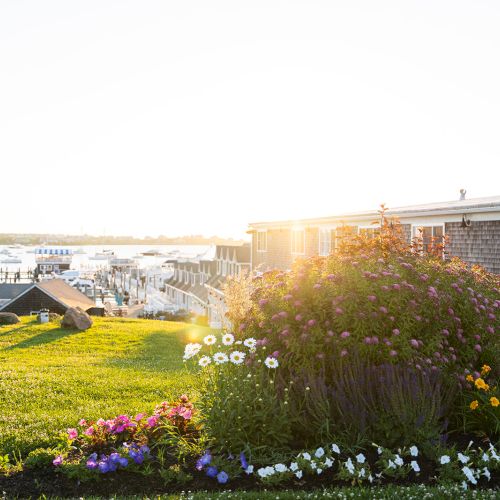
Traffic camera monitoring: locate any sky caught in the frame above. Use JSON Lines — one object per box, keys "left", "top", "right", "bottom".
{"left": 1, "top": 1, "right": 499, "bottom": 239}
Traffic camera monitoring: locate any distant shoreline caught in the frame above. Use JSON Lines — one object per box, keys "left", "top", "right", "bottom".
{"left": 0, "top": 234, "right": 246, "bottom": 246}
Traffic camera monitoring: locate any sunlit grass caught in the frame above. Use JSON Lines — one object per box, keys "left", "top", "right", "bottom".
{"left": 0, "top": 317, "right": 209, "bottom": 456}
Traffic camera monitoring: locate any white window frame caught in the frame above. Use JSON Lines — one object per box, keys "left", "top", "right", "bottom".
{"left": 318, "top": 228, "right": 332, "bottom": 256}
{"left": 412, "top": 223, "right": 446, "bottom": 258}
{"left": 291, "top": 229, "right": 306, "bottom": 255}
{"left": 256, "top": 230, "right": 267, "bottom": 252}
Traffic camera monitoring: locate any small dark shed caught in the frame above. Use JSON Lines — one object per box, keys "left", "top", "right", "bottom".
{"left": 0, "top": 280, "right": 104, "bottom": 316}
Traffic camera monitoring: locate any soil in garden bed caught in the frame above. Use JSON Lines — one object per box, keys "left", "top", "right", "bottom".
{"left": 0, "top": 465, "right": 497, "bottom": 498}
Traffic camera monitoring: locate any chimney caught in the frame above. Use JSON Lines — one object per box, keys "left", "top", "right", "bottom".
{"left": 459, "top": 189, "right": 466, "bottom": 201}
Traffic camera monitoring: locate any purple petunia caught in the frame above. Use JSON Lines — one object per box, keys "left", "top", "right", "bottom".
{"left": 217, "top": 471, "right": 229, "bottom": 484}
{"left": 206, "top": 466, "right": 218, "bottom": 478}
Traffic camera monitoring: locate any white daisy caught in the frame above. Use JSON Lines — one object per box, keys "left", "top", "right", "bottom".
{"left": 198, "top": 355, "right": 211, "bottom": 367}
{"left": 213, "top": 352, "right": 229, "bottom": 364}
{"left": 203, "top": 334, "right": 217, "bottom": 346}
{"left": 264, "top": 356, "right": 279, "bottom": 369}
{"left": 243, "top": 337, "right": 257, "bottom": 349}
{"left": 229, "top": 351, "right": 246, "bottom": 365}
{"left": 222, "top": 333, "right": 235, "bottom": 345}
{"left": 183, "top": 343, "right": 202, "bottom": 360}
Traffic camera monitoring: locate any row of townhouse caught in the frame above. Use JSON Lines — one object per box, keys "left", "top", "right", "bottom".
{"left": 164, "top": 244, "right": 251, "bottom": 327}
{"left": 248, "top": 193, "right": 500, "bottom": 274}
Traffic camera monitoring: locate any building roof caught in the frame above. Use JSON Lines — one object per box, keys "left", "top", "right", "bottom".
{"left": 248, "top": 195, "right": 500, "bottom": 230}
{"left": 36, "top": 280, "right": 96, "bottom": 310}
{"left": 0, "top": 283, "right": 32, "bottom": 301}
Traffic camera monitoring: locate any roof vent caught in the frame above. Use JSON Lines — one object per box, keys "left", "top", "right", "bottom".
{"left": 459, "top": 189, "right": 466, "bottom": 201}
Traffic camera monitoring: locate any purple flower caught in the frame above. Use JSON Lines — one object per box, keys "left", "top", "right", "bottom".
{"left": 367, "top": 295, "right": 377, "bottom": 302}
{"left": 390, "top": 350, "right": 397, "bottom": 357}
{"left": 196, "top": 451, "right": 212, "bottom": 470}
{"left": 52, "top": 455, "right": 63, "bottom": 467}
{"left": 217, "top": 471, "right": 229, "bottom": 484}
{"left": 109, "top": 452, "right": 121, "bottom": 464}
{"left": 474, "top": 344, "right": 482, "bottom": 352}
{"left": 392, "top": 328, "right": 400, "bottom": 336}
{"left": 98, "top": 459, "right": 110, "bottom": 473}
{"left": 140, "top": 445, "right": 150, "bottom": 456}
{"left": 206, "top": 466, "right": 218, "bottom": 478}
{"left": 340, "top": 331, "right": 350, "bottom": 339}
{"left": 410, "top": 339, "right": 419, "bottom": 348}
{"left": 240, "top": 452, "right": 248, "bottom": 470}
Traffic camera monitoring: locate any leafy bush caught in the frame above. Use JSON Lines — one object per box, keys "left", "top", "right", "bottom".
{"left": 220, "top": 213, "right": 499, "bottom": 453}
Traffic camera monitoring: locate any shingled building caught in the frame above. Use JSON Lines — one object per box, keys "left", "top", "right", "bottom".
{"left": 248, "top": 193, "right": 500, "bottom": 274}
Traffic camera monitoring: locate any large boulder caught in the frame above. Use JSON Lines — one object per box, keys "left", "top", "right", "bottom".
{"left": 61, "top": 307, "right": 92, "bottom": 330}
{"left": 0, "top": 312, "right": 20, "bottom": 325}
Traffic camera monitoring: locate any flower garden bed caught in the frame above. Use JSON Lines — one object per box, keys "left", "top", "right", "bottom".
{"left": 0, "top": 218, "right": 499, "bottom": 497}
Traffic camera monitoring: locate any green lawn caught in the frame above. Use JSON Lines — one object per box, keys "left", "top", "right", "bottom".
{"left": 0, "top": 317, "right": 209, "bottom": 456}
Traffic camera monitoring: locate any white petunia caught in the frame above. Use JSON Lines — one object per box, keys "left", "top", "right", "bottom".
{"left": 213, "top": 352, "right": 229, "bottom": 364}
{"left": 394, "top": 455, "right": 404, "bottom": 467}
{"left": 388, "top": 460, "right": 396, "bottom": 469}
{"left": 295, "top": 470, "right": 303, "bottom": 479}
{"left": 198, "top": 355, "right": 211, "bottom": 367}
{"left": 183, "top": 343, "right": 202, "bottom": 360}
{"left": 461, "top": 481, "right": 468, "bottom": 491}
{"left": 410, "top": 460, "right": 420, "bottom": 473}
{"left": 489, "top": 444, "right": 499, "bottom": 461}
{"left": 440, "top": 455, "right": 451, "bottom": 465}
{"left": 462, "top": 466, "right": 477, "bottom": 485}
{"left": 324, "top": 458, "right": 334, "bottom": 468}
{"left": 310, "top": 461, "right": 317, "bottom": 470}
{"left": 315, "top": 447, "right": 325, "bottom": 458}
{"left": 245, "top": 465, "right": 254, "bottom": 474}
{"left": 316, "top": 468, "right": 323, "bottom": 475}
{"left": 203, "top": 334, "right": 217, "bottom": 345}
{"left": 409, "top": 446, "right": 419, "bottom": 457}
{"left": 356, "top": 453, "right": 366, "bottom": 464}
{"left": 457, "top": 453, "right": 469, "bottom": 464}
{"left": 482, "top": 453, "right": 489, "bottom": 462}
{"left": 222, "top": 333, "right": 235, "bottom": 345}
{"left": 274, "top": 463, "right": 287, "bottom": 473}
{"left": 368, "top": 474, "right": 374, "bottom": 483}
{"left": 358, "top": 467, "right": 365, "bottom": 478}
{"left": 243, "top": 337, "right": 257, "bottom": 349}
{"left": 377, "top": 447, "right": 383, "bottom": 455}
{"left": 345, "top": 458, "right": 355, "bottom": 474}
{"left": 331, "top": 443, "right": 340, "bottom": 454}
{"left": 290, "top": 462, "right": 299, "bottom": 472}
{"left": 483, "top": 467, "right": 491, "bottom": 481}
{"left": 302, "top": 452, "right": 311, "bottom": 461}
{"left": 264, "top": 356, "right": 279, "bottom": 369}
{"left": 257, "top": 467, "right": 268, "bottom": 478}
{"left": 229, "top": 351, "right": 246, "bottom": 365}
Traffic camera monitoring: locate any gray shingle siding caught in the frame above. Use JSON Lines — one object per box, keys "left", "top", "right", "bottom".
{"left": 445, "top": 221, "right": 500, "bottom": 274}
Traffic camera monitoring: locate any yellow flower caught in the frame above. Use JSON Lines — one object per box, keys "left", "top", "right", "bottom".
{"left": 481, "top": 364, "right": 491, "bottom": 376}
{"left": 466, "top": 374, "right": 474, "bottom": 382}
{"left": 475, "top": 378, "right": 489, "bottom": 391}
{"left": 491, "top": 397, "right": 499, "bottom": 407}
{"left": 470, "top": 400, "right": 479, "bottom": 410}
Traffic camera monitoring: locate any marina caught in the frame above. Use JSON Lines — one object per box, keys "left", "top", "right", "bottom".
{"left": 0, "top": 244, "right": 212, "bottom": 318}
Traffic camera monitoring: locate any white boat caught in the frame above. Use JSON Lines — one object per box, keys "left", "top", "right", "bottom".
{"left": 89, "top": 250, "right": 115, "bottom": 260}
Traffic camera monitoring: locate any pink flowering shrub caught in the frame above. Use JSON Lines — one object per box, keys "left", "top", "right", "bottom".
{"left": 233, "top": 221, "right": 499, "bottom": 383}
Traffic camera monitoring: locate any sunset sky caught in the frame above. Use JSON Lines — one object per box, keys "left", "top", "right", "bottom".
{"left": 1, "top": 1, "right": 499, "bottom": 238}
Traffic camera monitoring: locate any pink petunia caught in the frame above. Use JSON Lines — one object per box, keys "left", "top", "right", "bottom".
{"left": 67, "top": 428, "right": 78, "bottom": 440}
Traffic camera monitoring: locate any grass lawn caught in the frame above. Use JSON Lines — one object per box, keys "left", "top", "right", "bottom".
{"left": 0, "top": 317, "right": 209, "bottom": 456}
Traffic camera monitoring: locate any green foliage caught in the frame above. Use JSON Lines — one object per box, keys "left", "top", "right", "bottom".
{"left": 159, "top": 464, "right": 193, "bottom": 485}
{"left": 0, "top": 317, "right": 210, "bottom": 456}
{"left": 24, "top": 447, "right": 59, "bottom": 469}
